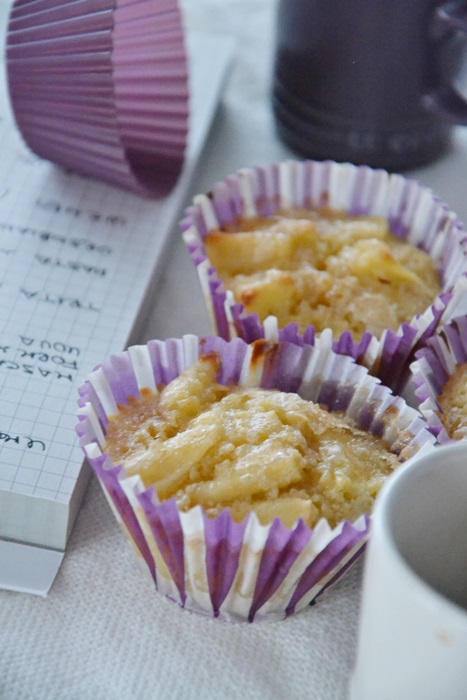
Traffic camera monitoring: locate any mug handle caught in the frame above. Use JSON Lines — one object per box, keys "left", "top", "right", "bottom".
{"left": 423, "top": 1, "right": 467, "bottom": 124}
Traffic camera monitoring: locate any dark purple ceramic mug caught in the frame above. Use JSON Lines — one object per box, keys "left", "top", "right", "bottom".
{"left": 273, "top": 0, "right": 467, "bottom": 170}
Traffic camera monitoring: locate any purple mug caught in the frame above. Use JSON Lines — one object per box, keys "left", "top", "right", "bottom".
{"left": 273, "top": 0, "right": 467, "bottom": 170}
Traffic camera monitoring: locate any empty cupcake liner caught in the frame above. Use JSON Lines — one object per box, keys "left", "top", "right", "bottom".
{"left": 410, "top": 314, "right": 467, "bottom": 443}
{"left": 76, "top": 334, "right": 437, "bottom": 622}
{"left": 181, "top": 159, "right": 467, "bottom": 392}
{"left": 6, "top": 0, "right": 189, "bottom": 196}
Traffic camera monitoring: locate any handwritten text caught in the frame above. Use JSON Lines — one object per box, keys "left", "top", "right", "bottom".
{"left": 36, "top": 198, "right": 128, "bottom": 227}
{"left": 0, "top": 222, "right": 112, "bottom": 254}
{"left": 0, "top": 432, "right": 46, "bottom": 451}
{"left": 20, "top": 288, "right": 100, "bottom": 312}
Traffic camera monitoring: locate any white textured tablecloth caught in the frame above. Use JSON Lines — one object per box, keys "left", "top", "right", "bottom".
{"left": 3, "top": 1, "right": 467, "bottom": 698}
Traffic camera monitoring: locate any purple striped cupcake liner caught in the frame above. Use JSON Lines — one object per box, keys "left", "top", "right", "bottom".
{"left": 181, "top": 159, "right": 467, "bottom": 393}
{"left": 410, "top": 313, "right": 467, "bottom": 443}
{"left": 6, "top": 0, "right": 189, "bottom": 196}
{"left": 76, "top": 335, "right": 437, "bottom": 622}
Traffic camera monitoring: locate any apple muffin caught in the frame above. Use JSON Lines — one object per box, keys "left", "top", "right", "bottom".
{"left": 205, "top": 209, "right": 441, "bottom": 340}
{"left": 79, "top": 334, "right": 437, "bottom": 620}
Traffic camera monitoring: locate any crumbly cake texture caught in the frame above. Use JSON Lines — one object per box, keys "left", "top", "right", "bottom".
{"left": 438, "top": 362, "right": 467, "bottom": 440}
{"left": 205, "top": 209, "right": 441, "bottom": 340}
{"left": 105, "top": 354, "right": 399, "bottom": 529}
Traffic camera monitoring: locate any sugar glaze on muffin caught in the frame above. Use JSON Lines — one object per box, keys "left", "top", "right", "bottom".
{"left": 205, "top": 209, "right": 441, "bottom": 340}
{"left": 104, "top": 353, "right": 401, "bottom": 529}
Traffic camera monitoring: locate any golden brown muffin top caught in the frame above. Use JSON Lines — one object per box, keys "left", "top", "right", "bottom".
{"left": 105, "top": 355, "right": 399, "bottom": 528}
{"left": 206, "top": 209, "right": 441, "bottom": 340}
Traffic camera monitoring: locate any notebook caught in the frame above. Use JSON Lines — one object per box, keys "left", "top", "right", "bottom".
{"left": 0, "top": 26, "right": 234, "bottom": 595}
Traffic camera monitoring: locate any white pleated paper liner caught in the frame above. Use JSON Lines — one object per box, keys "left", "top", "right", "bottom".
{"left": 409, "top": 315, "right": 467, "bottom": 443}
{"left": 6, "top": 0, "right": 189, "bottom": 196}
{"left": 76, "top": 335, "right": 437, "bottom": 622}
{"left": 181, "top": 159, "right": 467, "bottom": 393}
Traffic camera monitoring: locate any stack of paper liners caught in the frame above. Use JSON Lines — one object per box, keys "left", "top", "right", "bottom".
{"left": 76, "top": 335, "right": 437, "bottom": 622}
{"left": 181, "top": 159, "right": 467, "bottom": 393}
{"left": 6, "top": 0, "right": 189, "bottom": 196}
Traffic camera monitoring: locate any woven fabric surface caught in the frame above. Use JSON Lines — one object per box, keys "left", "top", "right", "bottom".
{"left": 1, "top": 477, "right": 362, "bottom": 700}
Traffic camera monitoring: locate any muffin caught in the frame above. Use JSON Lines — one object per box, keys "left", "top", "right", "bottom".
{"left": 182, "top": 159, "right": 467, "bottom": 391}
{"left": 410, "top": 314, "right": 467, "bottom": 443}
{"left": 77, "top": 335, "right": 437, "bottom": 621}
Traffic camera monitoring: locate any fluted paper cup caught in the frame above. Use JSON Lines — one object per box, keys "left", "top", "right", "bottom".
{"left": 6, "top": 0, "right": 189, "bottom": 196}
{"left": 76, "top": 335, "right": 437, "bottom": 622}
{"left": 182, "top": 159, "right": 467, "bottom": 392}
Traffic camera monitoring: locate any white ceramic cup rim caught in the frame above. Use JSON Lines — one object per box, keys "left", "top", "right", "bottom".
{"left": 372, "top": 440, "right": 467, "bottom": 618}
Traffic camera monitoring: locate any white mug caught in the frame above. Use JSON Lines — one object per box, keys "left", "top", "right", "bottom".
{"left": 350, "top": 441, "right": 467, "bottom": 700}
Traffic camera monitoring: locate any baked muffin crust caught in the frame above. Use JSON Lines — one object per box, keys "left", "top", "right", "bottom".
{"left": 105, "top": 354, "right": 400, "bottom": 528}
{"left": 205, "top": 209, "right": 441, "bottom": 339}
{"left": 439, "top": 363, "right": 467, "bottom": 440}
